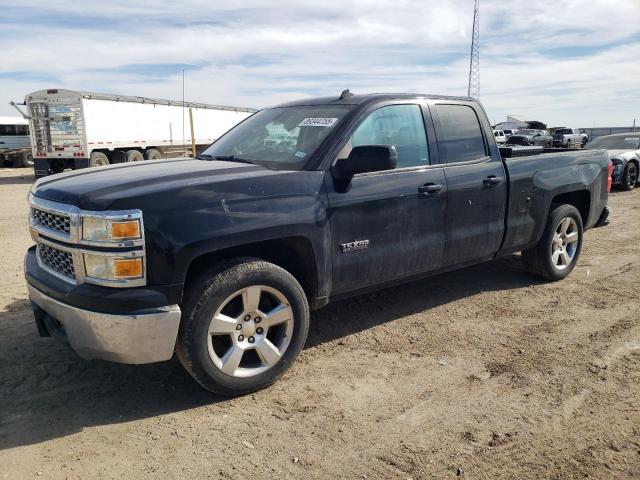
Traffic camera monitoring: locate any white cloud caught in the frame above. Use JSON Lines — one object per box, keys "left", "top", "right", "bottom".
{"left": 0, "top": 0, "right": 639, "bottom": 126}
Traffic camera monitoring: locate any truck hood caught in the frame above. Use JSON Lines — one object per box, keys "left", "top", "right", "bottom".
{"left": 31, "top": 158, "right": 271, "bottom": 210}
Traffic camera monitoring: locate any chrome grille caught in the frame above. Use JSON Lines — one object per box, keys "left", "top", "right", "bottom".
{"left": 31, "top": 207, "right": 71, "bottom": 234}
{"left": 38, "top": 243, "right": 75, "bottom": 280}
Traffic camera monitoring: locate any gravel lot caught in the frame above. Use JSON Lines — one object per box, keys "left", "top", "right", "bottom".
{"left": 0, "top": 166, "right": 638, "bottom": 479}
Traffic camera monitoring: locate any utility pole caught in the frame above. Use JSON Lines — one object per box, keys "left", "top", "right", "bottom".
{"left": 467, "top": 0, "right": 480, "bottom": 99}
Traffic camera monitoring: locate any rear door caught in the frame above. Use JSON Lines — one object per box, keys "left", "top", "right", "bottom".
{"left": 326, "top": 102, "right": 447, "bottom": 294}
{"left": 430, "top": 102, "right": 507, "bottom": 266}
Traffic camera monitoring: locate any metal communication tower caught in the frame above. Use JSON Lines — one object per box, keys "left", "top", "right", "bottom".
{"left": 467, "top": 0, "right": 480, "bottom": 98}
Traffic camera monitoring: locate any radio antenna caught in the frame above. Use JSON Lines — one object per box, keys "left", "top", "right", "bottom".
{"left": 467, "top": 0, "right": 480, "bottom": 99}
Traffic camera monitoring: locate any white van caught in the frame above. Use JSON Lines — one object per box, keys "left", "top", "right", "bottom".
{"left": 493, "top": 130, "right": 507, "bottom": 144}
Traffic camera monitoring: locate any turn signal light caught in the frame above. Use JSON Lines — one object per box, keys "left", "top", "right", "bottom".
{"left": 111, "top": 220, "right": 141, "bottom": 239}
{"left": 114, "top": 258, "right": 143, "bottom": 278}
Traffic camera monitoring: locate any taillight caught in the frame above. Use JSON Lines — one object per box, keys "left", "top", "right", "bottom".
{"left": 607, "top": 160, "right": 613, "bottom": 193}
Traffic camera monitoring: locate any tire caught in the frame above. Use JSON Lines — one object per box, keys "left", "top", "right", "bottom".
{"left": 522, "top": 204, "right": 583, "bottom": 281}
{"left": 176, "top": 258, "right": 310, "bottom": 396}
{"left": 144, "top": 148, "right": 162, "bottom": 160}
{"left": 125, "top": 150, "right": 143, "bottom": 162}
{"left": 621, "top": 162, "right": 638, "bottom": 191}
{"left": 21, "top": 152, "right": 34, "bottom": 168}
{"left": 89, "top": 152, "right": 110, "bottom": 168}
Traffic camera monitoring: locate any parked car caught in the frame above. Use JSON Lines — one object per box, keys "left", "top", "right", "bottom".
{"left": 585, "top": 133, "right": 640, "bottom": 190}
{"left": 553, "top": 128, "right": 589, "bottom": 148}
{"left": 506, "top": 129, "right": 553, "bottom": 147}
{"left": 25, "top": 92, "right": 610, "bottom": 396}
{"left": 493, "top": 129, "right": 506, "bottom": 144}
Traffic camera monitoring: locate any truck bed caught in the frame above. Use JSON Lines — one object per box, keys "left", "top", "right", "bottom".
{"left": 499, "top": 147, "right": 610, "bottom": 255}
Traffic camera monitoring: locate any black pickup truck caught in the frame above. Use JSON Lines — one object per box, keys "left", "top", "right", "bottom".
{"left": 25, "top": 92, "right": 610, "bottom": 396}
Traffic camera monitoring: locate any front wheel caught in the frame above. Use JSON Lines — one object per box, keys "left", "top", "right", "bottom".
{"left": 176, "top": 258, "right": 309, "bottom": 396}
{"left": 522, "top": 204, "right": 583, "bottom": 281}
{"left": 621, "top": 162, "right": 638, "bottom": 191}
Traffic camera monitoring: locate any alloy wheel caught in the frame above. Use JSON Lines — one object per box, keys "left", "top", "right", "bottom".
{"left": 628, "top": 164, "right": 638, "bottom": 188}
{"left": 207, "top": 285, "right": 294, "bottom": 378}
{"left": 551, "top": 217, "right": 579, "bottom": 270}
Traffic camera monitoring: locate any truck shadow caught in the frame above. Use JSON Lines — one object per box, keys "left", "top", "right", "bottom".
{"left": 0, "top": 254, "right": 539, "bottom": 450}
{"left": 306, "top": 254, "right": 539, "bottom": 348}
{"left": 0, "top": 172, "right": 35, "bottom": 185}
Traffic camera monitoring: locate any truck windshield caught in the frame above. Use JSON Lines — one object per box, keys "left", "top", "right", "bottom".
{"left": 201, "top": 105, "right": 351, "bottom": 170}
{"left": 585, "top": 136, "right": 640, "bottom": 150}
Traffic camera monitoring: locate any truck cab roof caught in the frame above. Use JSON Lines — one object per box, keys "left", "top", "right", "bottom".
{"left": 274, "top": 92, "right": 477, "bottom": 107}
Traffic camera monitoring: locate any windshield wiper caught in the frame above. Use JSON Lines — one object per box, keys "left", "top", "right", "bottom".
{"left": 195, "top": 153, "right": 214, "bottom": 160}
{"left": 211, "top": 155, "right": 255, "bottom": 165}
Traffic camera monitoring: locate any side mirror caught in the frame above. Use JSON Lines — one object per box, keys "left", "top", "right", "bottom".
{"left": 332, "top": 145, "right": 397, "bottom": 180}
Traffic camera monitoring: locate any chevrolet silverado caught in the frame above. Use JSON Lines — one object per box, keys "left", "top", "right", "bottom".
{"left": 25, "top": 92, "right": 610, "bottom": 396}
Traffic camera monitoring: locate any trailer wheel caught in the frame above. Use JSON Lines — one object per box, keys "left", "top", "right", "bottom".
{"left": 125, "top": 150, "right": 143, "bottom": 163}
{"left": 89, "top": 152, "right": 110, "bottom": 168}
{"left": 21, "top": 152, "right": 34, "bottom": 168}
{"left": 144, "top": 149, "right": 162, "bottom": 160}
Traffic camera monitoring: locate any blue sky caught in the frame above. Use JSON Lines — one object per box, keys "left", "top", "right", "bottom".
{"left": 0, "top": 0, "right": 639, "bottom": 126}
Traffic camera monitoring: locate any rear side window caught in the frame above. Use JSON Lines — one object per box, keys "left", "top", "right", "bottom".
{"left": 350, "top": 104, "right": 429, "bottom": 168}
{"left": 434, "top": 104, "right": 486, "bottom": 163}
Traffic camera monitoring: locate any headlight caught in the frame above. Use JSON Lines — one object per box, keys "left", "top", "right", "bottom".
{"left": 84, "top": 253, "right": 144, "bottom": 281}
{"left": 82, "top": 216, "right": 141, "bottom": 242}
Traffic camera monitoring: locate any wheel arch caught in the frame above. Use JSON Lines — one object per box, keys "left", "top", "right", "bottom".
{"left": 550, "top": 190, "right": 590, "bottom": 226}
{"left": 183, "top": 236, "right": 320, "bottom": 307}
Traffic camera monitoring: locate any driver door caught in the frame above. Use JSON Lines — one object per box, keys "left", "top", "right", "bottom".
{"left": 326, "top": 103, "right": 448, "bottom": 295}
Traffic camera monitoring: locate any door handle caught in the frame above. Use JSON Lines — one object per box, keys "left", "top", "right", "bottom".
{"left": 418, "top": 183, "right": 446, "bottom": 195}
{"left": 483, "top": 175, "right": 503, "bottom": 186}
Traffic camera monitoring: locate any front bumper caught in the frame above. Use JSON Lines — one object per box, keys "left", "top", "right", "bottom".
{"left": 28, "top": 283, "right": 181, "bottom": 364}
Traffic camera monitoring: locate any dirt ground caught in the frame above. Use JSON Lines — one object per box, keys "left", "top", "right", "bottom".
{"left": 0, "top": 166, "right": 638, "bottom": 480}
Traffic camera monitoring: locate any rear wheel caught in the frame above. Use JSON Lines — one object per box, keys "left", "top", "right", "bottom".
{"left": 21, "top": 151, "right": 34, "bottom": 168}
{"left": 522, "top": 204, "right": 583, "bottom": 281}
{"left": 621, "top": 162, "right": 638, "bottom": 191}
{"left": 144, "top": 148, "right": 162, "bottom": 160}
{"left": 176, "top": 258, "right": 309, "bottom": 396}
{"left": 125, "top": 150, "right": 143, "bottom": 162}
{"left": 89, "top": 152, "right": 110, "bottom": 168}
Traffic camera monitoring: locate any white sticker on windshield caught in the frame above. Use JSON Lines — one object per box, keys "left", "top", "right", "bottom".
{"left": 298, "top": 117, "right": 338, "bottom": 128}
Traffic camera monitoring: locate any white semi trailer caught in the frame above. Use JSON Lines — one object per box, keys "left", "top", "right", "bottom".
{"left": 14, "top": 89, "right": 255, "bottom": 177}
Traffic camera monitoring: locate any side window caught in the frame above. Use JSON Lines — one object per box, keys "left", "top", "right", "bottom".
{"left": 434, "top": 104, "right": 487, "bottom": 163}
{"left": 0, "top": 125, "right": 16, "bottom": 136}
{"left": 16, "top": 125, "right": 29, "bottom": 136}
{"left": 348, "top": 104, "right": 429, "bottom": 168}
